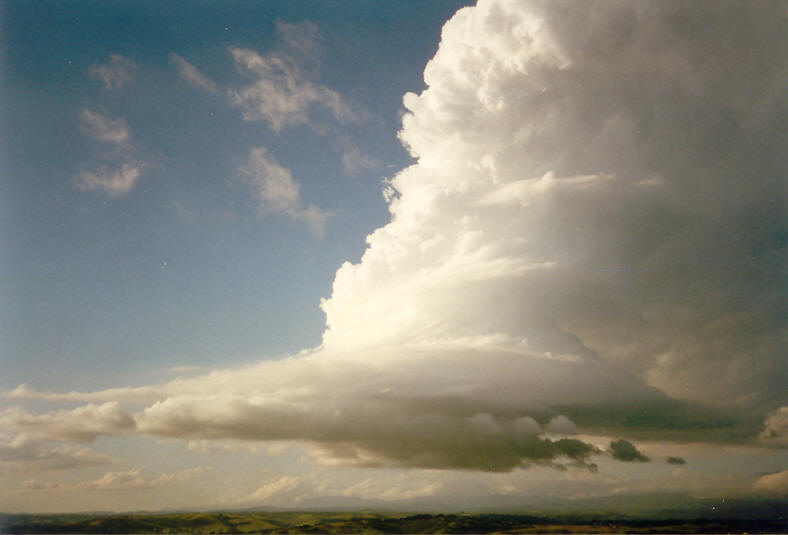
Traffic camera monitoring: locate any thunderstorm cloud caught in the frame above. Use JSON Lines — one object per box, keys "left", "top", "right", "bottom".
{"left": 6, "top": 0, "right": 786, "bottom": 473}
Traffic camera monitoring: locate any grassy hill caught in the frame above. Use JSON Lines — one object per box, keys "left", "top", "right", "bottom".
{"left": 1, "top": 510, "right": 786, "bottom": 534}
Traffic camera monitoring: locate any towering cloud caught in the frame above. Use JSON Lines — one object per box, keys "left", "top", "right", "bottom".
{"left": 7, "top": 0, "right": 786, "bottom": 473}
{"left": 322, "top": 0, "right": 787, "bottom": 411}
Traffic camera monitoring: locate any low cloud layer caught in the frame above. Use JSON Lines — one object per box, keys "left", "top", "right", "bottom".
{"left": 7, "top": 0, "right": 786, "bottom": 474}
{"left": 0, "top": 433, "right": 116, "bottom": 475}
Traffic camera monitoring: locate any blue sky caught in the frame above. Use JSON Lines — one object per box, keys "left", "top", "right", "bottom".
{"left": 1, "top": 0, "right": 786, "bottom": 514}
{"left": 2, "top": 1, "right": 472, "bottom": 391}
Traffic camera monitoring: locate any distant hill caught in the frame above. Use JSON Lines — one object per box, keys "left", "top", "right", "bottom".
{"left": 1, "top": 501, "right": 786, "bottom": 535}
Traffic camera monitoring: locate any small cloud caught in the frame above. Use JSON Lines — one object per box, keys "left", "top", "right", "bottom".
{"left": 88, "top": 54, "right": 136, "bottom": 91}
{"left": 341, "top": 142, "right": 378, "bottom": 177}
{"left": 240, "top": 146, "right": 331, "bottom": 236}
{"left": 170, "top": 53, "right": 219, "bottom": 94}
{"left": 75, "top": 109, "right": 147, "bottom": 197}
{"left": 666, "top": 456, "right": 687, "bottom": 465}
{"left": 79, "top": 109, "right": 131, "bottom": 148}
{"left": 75, "top": 163, "right": 141, "bottom": 197}
{"left": 228, "top": 41, "right": 355, "bottom": 131}
{"left": 609, "top": 439, "right": 649, "bottom": 462}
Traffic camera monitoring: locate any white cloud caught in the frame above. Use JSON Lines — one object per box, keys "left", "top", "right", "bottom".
{"left": 322, "top": 0, "right": 786, "bottom": 410}
{"left": 88, "top": 54, "right": 136, "bottom": 91}
{"left": 79, "top": 109, "right": 131, "bottom": 148}
{"left": 74, "top": 163, "right": 141, "bottom": 197}
{"left": 246, "top": 475, "right": 302, "bottom": 502}
{"left": 340, "top": 475, "right": 442, "bottom": 502}
{"left": 5, "top": 383, "right": 163, "bottom": 405}
{"left": 0, "top": 402, "right": 135, "bottom": 442}
{"left": 75, "top": 109, "right": 146, "bottom": 197}
{"left": 241, "top": 146, "right": 331, "bottom": 236}
{"left": 227, "top": 23, "right": 355, "bottom": 131}
{"left": 170, "top": 53, "right": 219, "bottom": 94}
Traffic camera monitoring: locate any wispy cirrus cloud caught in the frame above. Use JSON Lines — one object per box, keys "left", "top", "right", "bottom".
{"left": 228, "top": 22, "right": 356, "bottom": 131}
{"left": 78, "top": 108, "right": 131, "bottom": 148}
{"left": 75, "top": 163, "right": 141, "bottom": 197}
{"left": 169, "top": 53, "right": 219, "bottom": 94}
{"left": 74, "top": 108, "right": 146, "bottom": 197}
{"left": 240, "top": 146, "right": 331, "bottom": 236}
{"left": 88, "top": 54, "right": 136, "bottom": 91}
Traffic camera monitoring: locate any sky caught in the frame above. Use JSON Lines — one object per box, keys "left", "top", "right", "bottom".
{"left": 0, "top": 0, "right": 786, "bottom": 514}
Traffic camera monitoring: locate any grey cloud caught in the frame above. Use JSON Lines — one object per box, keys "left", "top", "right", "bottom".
{"left": 126, "top": 349, "right": 690, "bottom": 471}
{"left": 609, "top": 439, "right": 649, "bottom": 462}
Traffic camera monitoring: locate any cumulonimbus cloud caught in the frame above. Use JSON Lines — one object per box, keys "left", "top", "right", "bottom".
{"left": 7, "top": 0, "right": 786, "bottom": 473}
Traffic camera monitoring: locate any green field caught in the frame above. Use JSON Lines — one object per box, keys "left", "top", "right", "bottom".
{"left": 1, "top": 511, "right": 785, "bottom": 534}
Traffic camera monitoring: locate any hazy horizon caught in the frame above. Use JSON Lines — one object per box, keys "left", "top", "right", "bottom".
{"left": 1, "top": 0, "right": 786, "bottom": 514}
